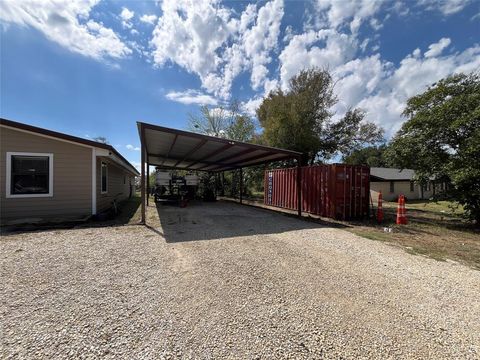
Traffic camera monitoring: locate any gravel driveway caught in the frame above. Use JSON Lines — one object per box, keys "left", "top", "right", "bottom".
{"left": 1, "top": 202, "right": 479, "bottom": 359}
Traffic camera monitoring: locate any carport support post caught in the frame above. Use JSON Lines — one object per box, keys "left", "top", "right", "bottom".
{"left": 146, "top": 164, "right": 150, "bottom": 206}
{"left": 140, "top": 125, "right": 146, "bottom": 224}
{"left": 239, "top": 168, "right": 243, "bottom": 204}
{"left": 297, "top": 157, "right": 302, "bottom": 217}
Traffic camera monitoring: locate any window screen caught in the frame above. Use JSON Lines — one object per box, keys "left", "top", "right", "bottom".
{"left": 410, "top": 181, "right": 414, "bottom": 192}
{"left": 389, "top": 181, "right": 394, "bottom": 193}
{"left": 11, "top": 155, "right": 50, "bottom": 194}
{"left": 101, "top": 162, "right": 108, "bottom": 193}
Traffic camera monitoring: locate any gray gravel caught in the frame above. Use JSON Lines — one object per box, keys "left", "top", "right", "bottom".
{"left": 1, "top": 201, "right": 479, "bottom": 359}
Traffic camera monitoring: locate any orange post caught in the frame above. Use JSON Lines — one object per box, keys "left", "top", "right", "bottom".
{"left": 377, "top": 191, "right": 384, "bottom": 223}
{"left": 396, "top": 195, "right": 408, "bottom": 225}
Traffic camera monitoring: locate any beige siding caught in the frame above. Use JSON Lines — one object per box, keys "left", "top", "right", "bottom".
{"left": 370, "top": 180, "right": 420, "bottom": 202}
{"left": 0, "top": 126, "right": 92, "bottom": 222}
{"left": 96, "top": 158, "right": 134, "bottom": 213}
{"left": 419, "top": 182, "right": 447, "bottom": 199}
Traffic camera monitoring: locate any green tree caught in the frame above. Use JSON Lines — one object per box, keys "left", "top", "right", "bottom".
{"left": 257, "top": 68, "right": 384, "bottom": 164}
{"left": 343, "top": 144, "right": 390, "bottom": 167}
{"left": 188, "top": 100, "right": 255, "bottom": 141}
{"left": 386, "top": 73, "right": 480, "bottom": 223}
{"left": 93, "top": 136, "right": 109, "bottom": 144}
{"left": 188, "top": 101, "right": 257, "bottom": 197}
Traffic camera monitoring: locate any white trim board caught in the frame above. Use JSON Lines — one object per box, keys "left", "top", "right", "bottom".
{"left": 6, "top": 152, "right": 54, "bottom": 198}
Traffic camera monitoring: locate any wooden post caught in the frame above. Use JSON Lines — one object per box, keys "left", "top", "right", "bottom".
{"left": 297, "top": 157, "right": 302, "bottom": 217}
{"left": 140, "top": 125, "right": 146, "bottom": 224}
{"left": 239, "top": 168, "right": 243, "bottom": 204}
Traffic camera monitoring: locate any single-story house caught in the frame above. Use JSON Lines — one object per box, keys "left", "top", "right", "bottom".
{"left": 0, "top": 118, "right": 139, "bottom": 225}
{"left": 370, "top": 167, "right": 446, "bottom": 202}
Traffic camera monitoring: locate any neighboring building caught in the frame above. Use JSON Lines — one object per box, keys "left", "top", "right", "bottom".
{"left": 0, "top": 118, "right": 139, "bottom": 225}
{"left": 370, "top": 167, "right": 446, "bottom": 202}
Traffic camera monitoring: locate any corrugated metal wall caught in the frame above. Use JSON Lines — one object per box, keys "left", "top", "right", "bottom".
{"left": 264, "top": 164, "right": 370, "bottom": 220}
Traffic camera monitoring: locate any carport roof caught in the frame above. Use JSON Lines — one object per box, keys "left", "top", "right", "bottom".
{"left": 137, "top": 121, "right": 301, "bottom": 172}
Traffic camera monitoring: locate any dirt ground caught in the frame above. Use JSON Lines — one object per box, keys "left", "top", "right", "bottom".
{"left": 1, "top": 201, "right": 479, "bottom": 359}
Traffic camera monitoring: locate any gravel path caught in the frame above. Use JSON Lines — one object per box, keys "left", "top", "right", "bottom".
{"left": 1, "top": 202, "right": 479, "bottom": 359}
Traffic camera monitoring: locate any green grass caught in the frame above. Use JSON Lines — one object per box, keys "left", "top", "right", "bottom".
{"left": 382, "top": 199, "right": 464, "bottom": 219}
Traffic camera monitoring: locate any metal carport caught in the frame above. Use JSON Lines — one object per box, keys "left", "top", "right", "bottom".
{"left": 137, "top": 121, "right": 303, "bottom": 224}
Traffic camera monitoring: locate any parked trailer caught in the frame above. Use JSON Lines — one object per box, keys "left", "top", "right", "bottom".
{"left": 153, "top": 170, "right": 199, "bottom": 203}
{"left": 264, "top": 164, "right": 370, "bottom": 220}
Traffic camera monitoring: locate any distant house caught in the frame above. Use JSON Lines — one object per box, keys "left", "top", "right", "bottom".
{"left": 370, "top": 167, "right": 446, "bottom": 202}
{"left": 0, "top": 118, "right": 139, "bottom": 225}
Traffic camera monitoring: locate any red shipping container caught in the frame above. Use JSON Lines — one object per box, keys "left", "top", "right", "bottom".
{"left": 264, "top": 164, "right": 370, "bottom": 220}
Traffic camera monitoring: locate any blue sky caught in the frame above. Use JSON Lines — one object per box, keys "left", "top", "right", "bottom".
{"left": 1, "top": 0, "right": 479, "bottom": 168}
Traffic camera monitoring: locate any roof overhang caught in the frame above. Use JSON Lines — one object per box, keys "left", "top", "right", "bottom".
{"left": 1, "top": 118, "right": 139, "bottom": 176}
{"left": 137, "top": 122, "right": 301, "bottom": 172}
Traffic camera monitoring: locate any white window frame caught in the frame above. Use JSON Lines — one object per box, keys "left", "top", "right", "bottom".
{"left": 6, "top": 152, "right": 54, "bottom": 198}
{"left": 101, "top": 161, "right": 108, "bottom": 194}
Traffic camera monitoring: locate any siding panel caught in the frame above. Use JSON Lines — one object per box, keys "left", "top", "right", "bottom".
{"left": 370, "top": 181, "right": 420, "bottom": 202}
{"left": 0, "top": 127, "right": 92, "bottom": 222}
{"left": 96, "top": 158, "right": 133, "bottom": 213}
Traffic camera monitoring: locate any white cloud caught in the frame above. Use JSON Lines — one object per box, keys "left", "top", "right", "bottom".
{"left": 242, "top": 0, "right": 283, "bottom": 90}
{"left": 165, "top": 89, "right": 219, "bottom": 105}
{"left": 140, "top": 14, "right": 157, "bottom": 25}
{"left": 424, "top": 37, "right": 451, "bottom": 57}
{"left": 151, "top": 0, "right": 238, "bottom": 98}
{"left": 242, "top": 97, "right": 264, "bottom": 117}
{"left": 311, "top": 0, "right": 471, "bottom": 34}
{"left": 120, "top": 7, "right": 134, "bottom": 29}
{"left": 150, "top": 0, "right": 284, "bottom": 99}
{"left": 418, "top": 0, "right": 472, "bottom": 15}
{"left": 313, "top": 0, "right": 384, "bottom": 33}
{"left": 126, "top": 144, "right": 140, "bottom": 151}
{"left": 278, "top": 29, "right": 357, "bottom": 89}
{"left": 273, "top": 32, "right": 480, "bottom": 137}
{"left": 335, "top": 42, "right": 480, "bottom": 135}
{"left": 0, "top": 0, "right": 131, "bottom": 60}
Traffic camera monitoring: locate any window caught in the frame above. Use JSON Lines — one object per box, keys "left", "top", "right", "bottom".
{"left": 123, "top": 175, "right": 126, "bottom": 185}
{"left": 389, "top": 181, "right": 394, "bottom": 193}
{"left": 410, "top": 181, "right": 414, "bottom": 192}
{"left": 101, "top": 162, "right": 108, "bottom": 194}
{"left": 6, "top": 152, "right": 53, "bottom": 198}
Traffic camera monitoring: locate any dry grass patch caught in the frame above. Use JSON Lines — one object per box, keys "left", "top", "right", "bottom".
{"left": 348, "top": 200, "right": 480, "bottom": 270}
